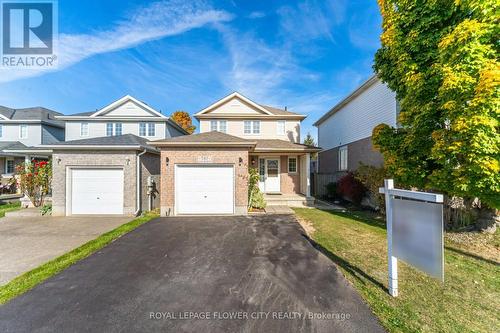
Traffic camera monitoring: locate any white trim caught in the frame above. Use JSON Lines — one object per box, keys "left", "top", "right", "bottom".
{"left": 277, "top": 120, "right": 286, "bottom": 135}
{"left": 338, "top": 145, "right": 348, "bottom": 171}
{"left": 0, "top": 113, "right": 9, "bottom": 120}
{"left": 90, "top": 95, "right": 167, "bottom": 118}
{"left": 5, "top": 157, "right": 15, "bottom": 174}
{"left": 80, "top": 122, "right": 89, "bottom": 137}
{"left": 288, "top": 156, "right": 297, "bottom": 173}
{"left": 195, "top": 92, "right": 274, "bottom": 116}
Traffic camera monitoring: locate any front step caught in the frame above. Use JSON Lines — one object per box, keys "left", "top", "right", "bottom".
{"left": 264, "top": 194, "right": 315, "bottom": 207}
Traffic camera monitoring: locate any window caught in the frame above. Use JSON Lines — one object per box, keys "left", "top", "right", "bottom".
{"left": 106, "top": 123, "right": 122, "bottom": 136}
{"left": 147, "top": 123, "right": 155, "bottom": 136}
{"left": 139, "top": 123, "right": 147, "bottom": 136}
{"left": 288, "top": 157, "right": 297, "bottom": 173}
{"left": 106, "top": 123, "right": 113, "bottom": 136}
{"left": 0, "top": 125, "right": 3, "bottom": 138}
{"left": 259, "top": 158, "right": 265, "bottom": 182}
{"left": 244, "top": 120, "right": 260, "bottom": 134}
{"left": 80, "top": 123, "right": 89, "bottom": 137}
{"left": 210, "top": 120, "right": 227, "bottom": 133}
{"left": 277, "top": 120, "right": 285, "bottom": 135}
{"left": 5, "top": 159, "right": 14, "bottom": 174}
{"left": 19, "top": 125, "right": 28, "bottom": 139}
{"left": 115, "top": 123, "right": 122, "bottom": 136}
{"left": 338, "top": 146, "right": 348, "bottom": 171}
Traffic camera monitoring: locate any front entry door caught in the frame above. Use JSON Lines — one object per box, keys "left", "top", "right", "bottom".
{"left": 265, "top": 159, "right": 280, "bottom": 192}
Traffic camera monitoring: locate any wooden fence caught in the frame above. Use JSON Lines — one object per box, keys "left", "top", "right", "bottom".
{"left": 311, "top": 172, "right": 345, "bottom": 198}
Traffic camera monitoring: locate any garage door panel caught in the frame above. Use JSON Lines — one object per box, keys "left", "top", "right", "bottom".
{"left": 176, "top": 165, "right": 234, "bottom": 215}
{"left": 70, "top": 169, "right": 124, "bottom": 215}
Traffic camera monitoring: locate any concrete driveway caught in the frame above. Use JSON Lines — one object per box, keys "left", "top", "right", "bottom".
{"left": 0, "top": 215, "right": 132, "bottom": 285}
{"left": 0, "top": 215, "right": 384, "bottom": 333}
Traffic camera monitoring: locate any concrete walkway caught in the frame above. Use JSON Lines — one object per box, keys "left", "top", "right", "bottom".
{"left": 264, "top": 205, "right": 294, "bottom": 214}
{"left": 0, "top": 215, "right": 132, "bottom": 286}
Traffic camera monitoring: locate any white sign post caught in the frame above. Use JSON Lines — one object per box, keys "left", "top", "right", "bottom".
{"left": 379, "top": 179, "right": 444, "bottom": 297}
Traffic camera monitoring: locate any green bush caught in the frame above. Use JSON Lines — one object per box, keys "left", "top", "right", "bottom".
{"left": 248, "top": 167, "right": 266, "bottom": 209}
{"left": 325, "top": 182, "right": 338, "bottom": 200}
{"left": 40, "top": 203, "right": 52, "bottom": 216}
{"left": 354, "top": 163, "right": 390, "bottom": 211}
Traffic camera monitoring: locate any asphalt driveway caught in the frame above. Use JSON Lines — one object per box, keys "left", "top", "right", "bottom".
{"left": 0, "top": 215, "right": 132, "bottom": 285}
{"left": 0, "top": 215, "right": 384, "bottom": 333}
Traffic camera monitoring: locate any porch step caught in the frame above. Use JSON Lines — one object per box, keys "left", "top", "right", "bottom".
{"left": 264, "top": 194, "right": 315, "bottom": 207}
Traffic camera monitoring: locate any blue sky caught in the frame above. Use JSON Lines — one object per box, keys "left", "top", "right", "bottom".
{"left": 0, "top": 0, "right": 381, "bottom": 140}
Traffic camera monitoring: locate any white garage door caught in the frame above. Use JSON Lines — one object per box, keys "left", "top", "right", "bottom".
{"left": 70, "top": 168, "right": 124, "bottom": 215}
{"left": 176, "top": 165, "right": 234, "bottom": 215}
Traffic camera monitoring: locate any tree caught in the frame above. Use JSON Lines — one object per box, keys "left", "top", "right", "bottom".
{"left": 373, "top": 0, "right": 499, "bottom": 210}
{"left": 303, "top": 132, "right": 317, "bottom": 159}
{"left": 16, "top": 160, "right": 52, "bottom": 207}
{"left": 171, "top": 111, "right": 196, "bottom": 134}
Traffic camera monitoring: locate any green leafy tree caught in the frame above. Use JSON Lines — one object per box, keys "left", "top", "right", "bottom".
{"left": 303, "top": 132, "right": 317, "bottom": 159}
{"left": 373, "top": 0, "right": 499, "bottom": 210}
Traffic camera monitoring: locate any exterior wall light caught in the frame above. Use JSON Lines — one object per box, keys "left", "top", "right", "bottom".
{"left": 166, "top": 157, "right": 169, "bottom": 167}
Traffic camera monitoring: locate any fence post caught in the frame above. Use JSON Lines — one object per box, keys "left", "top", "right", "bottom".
{"left": 384, "top": 179, "right": 398, "bottom": 297}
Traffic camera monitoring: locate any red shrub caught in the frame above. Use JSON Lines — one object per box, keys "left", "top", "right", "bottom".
{"left": 337, "top": 173, "right": 366, "bottom": 204}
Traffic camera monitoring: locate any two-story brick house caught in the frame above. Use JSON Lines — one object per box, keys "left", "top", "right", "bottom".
{"left": 151, "top": 92, "right": 320, "bottom": 216}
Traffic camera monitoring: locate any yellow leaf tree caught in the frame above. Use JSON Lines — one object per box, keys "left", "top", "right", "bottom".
{"left": 171, "top": 111, "right": 196, "bottom": 134}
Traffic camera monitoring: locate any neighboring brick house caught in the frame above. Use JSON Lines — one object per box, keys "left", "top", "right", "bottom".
{"left": 151, "top": 92, "right": 321, "bottom": 217}
{"left": 313, "top": 75, "right": 398, "bottom": 174}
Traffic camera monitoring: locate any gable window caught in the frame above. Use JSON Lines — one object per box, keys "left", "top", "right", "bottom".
{"left": 210, "top": 120, "right": 227, "bottom": 133}
{"left": 106, "top": 123, "right": 122, "bottom": 136}
{"left": 338, "top": 146, "right": 348, "bottom": 171}
{"left": 139, "top": 123, "right": 147, "bottom": 136}
{"left": 5, "top": 159, "right": 14, "bottom": 174}
{"left": 244, "top": 120, "right": 260, "bottom": 134}
{"left": 19, "top": 125, "right": 28, "bottom": 139}
{"left": 80, "top": 123, "right": 89, "bottom": 137}
{"left": 288, "top": 157, "right": 297, "bottom": 173}
{"left": 277, "top": 120, "right": 286, "bottom": 135}
{"left": 147, "top": 123, "right": 155, "bottom": 136}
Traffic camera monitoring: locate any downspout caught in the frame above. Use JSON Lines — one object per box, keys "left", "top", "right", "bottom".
{"left": 135, "top": 149, "right": 148, "bottom": 216}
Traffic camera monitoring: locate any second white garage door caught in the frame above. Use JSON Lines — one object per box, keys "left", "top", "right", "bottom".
{"left": 70, "top": 168, "right": 124, "bottom": 215}
{"left": 176, "top": 165, "right": 234, "bottom": 215}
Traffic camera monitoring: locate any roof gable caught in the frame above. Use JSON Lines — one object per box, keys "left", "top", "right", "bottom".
{"left": 196, "top": 92, "right": 274, "bottom": 117}
{"left": 90, "top": 95, "right": 166, "bottom": 118}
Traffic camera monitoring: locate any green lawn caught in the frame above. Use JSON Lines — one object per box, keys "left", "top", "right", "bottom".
{"left": 293, "top": 208, "right": 500, "bottom": 333}
{"left": 0, "top": 201, "right": 22, "bottom": 217}
{"left": 0, "top": 211, "right": 159, "bottom": 304}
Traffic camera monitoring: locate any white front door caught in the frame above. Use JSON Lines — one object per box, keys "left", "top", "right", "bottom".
{"left": 265, "top": 159, "right": 280, "bottom": 192}
{"left": 176, "top": 165, "right": 234, "bottom": 215}
{"left": 70, "top": 168, "right": 124, "bottom": 215}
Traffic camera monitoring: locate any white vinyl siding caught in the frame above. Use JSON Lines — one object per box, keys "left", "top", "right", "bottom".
{"left": 80, "top": 123, "right": 89, "bottom": 136}
{"left": 0, "top": 125, "right": 2, "bottom": 138}
{"left": 288, "top": 157, "right": 297, "bottom": 173}
{"left": 317, "top": 79, "right": 397, "bottom": 150}
{"left": 277, "top": 120, "right": 285, "bottom": 135}
{"left": 19, "top": 125, "right": 28, "bottom": 139}
{"left": 339, "top": 146, "right": 348, "bottom": 171}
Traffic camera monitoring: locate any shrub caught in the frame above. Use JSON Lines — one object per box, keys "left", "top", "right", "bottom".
{"left": 16, "top": 160, "right": 52, "bottom": 207}
{"left": 337, "top": 172, "right": 366, "bottom": 205}
{"left": 40, "top": 203, "right": 52, "bottom": 216}
{"left": 325, "top": 182, "right": 338, "bottom": 200}
{"left": 248, "top": 167, "right": 266, "bottom": 209}
{"left": 355, "top": 163, "right": 390, "bottom": 211}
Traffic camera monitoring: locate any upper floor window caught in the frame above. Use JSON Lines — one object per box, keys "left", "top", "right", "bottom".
{"left": 139, "top": 123, "right": 156, "bottom": 137}
{"left": 80, "top": 123, "right": 89, "bottom": 137}
{"left": 106, "top": 123, "right": 122, "bottom": 136}
{"left": 210, "top": 120, "right": 227, "bottom": 133}
{"left": 0, "top": 125, "right": 3, "bottom": 138}
{"left": 19, "top": 125, "right": 28, "bottom": 139}
{"left": 277, "top": 120, "right": 286, "bottom": 135}
{"left": 244, "top": 120, "right": 260, "bottom": 134}
{"left": 338, "top": 146, "right": 348, "bottom": 171}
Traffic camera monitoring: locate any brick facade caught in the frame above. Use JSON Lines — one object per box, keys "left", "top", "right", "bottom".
{"left": 51, "top": 150, "right": 159, "bottom": 216}
{"left": 159, "top": 147, "right": 250, "bottom": 216}
{"left": 249, "top": 155, "right": 303, "bottom": 195}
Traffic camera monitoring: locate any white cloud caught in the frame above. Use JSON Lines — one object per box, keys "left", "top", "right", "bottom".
{"left": 0, "top": 0, "right": 233, "bottom": 83}
{"left": 248, "top": 11, "right": 266, "bottom": 19}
